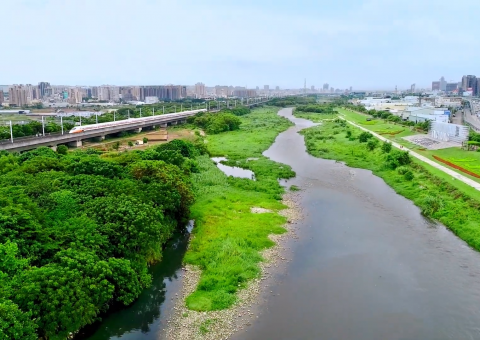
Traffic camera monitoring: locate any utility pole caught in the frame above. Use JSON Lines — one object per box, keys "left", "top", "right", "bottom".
{"left": 140, "top": 108, "right": 142, "bottom": 118}
{"left": 9, "top": 121, "right": 13, "bottom": 143}
{"left": 42, "top": 116, "right": 45, "bottom": 136}
{"left": 128, "top": 110, "right": 130, "bottom": 119}
{"left": 61, "top": 117, "right": 64, "bottom": 135}
{"left": 114, "top": 112, "right": 116, "bottom": 121}
{"left": 163, "top": 106, "right": 165, "bottom": 114}
{"left": 153, "top": 107, "right": 155, "bottom": 116}
{"left": 95, "top": 113, "right": 98, "bottom": 124}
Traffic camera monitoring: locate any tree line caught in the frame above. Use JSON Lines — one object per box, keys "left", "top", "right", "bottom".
{"left": 0, "top": 139, "right": 206, "bottom": 339}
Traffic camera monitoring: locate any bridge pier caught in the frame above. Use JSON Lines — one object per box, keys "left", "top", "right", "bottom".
{"left": 129, "top": 128, "right": 142, "bottom": 133}
{"left": 68, "top": 140, "right": 82, "bottom": 148}
{"left": 50, "top": 145, "right": 57, "bottom": 151}
{"left": 160, "top": 123, "right": 167, "bottom": 128}
{"left": 92, "top": 135, "right": 105, "bottom": 142}
{"left": 171, "top": 121, "right": 178, "bottom": 126}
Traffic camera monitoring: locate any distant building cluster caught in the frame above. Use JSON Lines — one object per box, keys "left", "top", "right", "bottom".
{"left": 431, "top": 75, "right": 480, "bottom": 96}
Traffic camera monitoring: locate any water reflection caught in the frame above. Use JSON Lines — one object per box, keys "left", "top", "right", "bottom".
{"left": 76, "top": 221, "right": 193, "bottom": 340}
{"left": 211, "top": 157, "right": 256, "bottom": 180}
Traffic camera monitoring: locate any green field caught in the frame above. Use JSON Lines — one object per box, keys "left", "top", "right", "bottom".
{"left": 184, "top": 107, "right": 295, "bottom": 311}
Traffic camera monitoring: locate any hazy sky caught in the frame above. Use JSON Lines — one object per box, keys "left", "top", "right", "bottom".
{"left": 2, "top": 0, "right": 480, "bottom": 90}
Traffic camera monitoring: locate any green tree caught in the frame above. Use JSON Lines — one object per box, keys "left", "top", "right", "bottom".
{"left": 56, "top": 145, "right": 68, "bottom": 155}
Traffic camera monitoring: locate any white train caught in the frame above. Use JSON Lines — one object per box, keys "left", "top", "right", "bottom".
{"left": 69, "top": 109, "right": 206, "bottom": 134}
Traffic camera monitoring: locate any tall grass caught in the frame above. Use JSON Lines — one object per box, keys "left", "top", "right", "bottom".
{"left": 185, "top": 108, "right": 295, "bottom": 311}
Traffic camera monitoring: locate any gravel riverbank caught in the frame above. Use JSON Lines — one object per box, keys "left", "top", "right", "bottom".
{"left": 162, "top": 191, "right": 303, "bottom": 340}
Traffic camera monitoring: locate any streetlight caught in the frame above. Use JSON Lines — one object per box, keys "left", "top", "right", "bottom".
{"left": 9, "top": 121, "right": 13, "bottom": 143}
{"left": 61, "top": 116, "right": 64, "bottom": 135}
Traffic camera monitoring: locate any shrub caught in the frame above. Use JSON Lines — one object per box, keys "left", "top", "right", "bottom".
{"left": 421, "top": 195, "right": 444, "bottom": 216}
{"left": 143, "top": 137, "right": 148, "bottom": 144}
{"left": 345, "top": 130, "right": 352, "bottom": 138}
{"left": 366, "top": 139, "right": 378, "bottom": 151}
{"left": 396, "top": 166, "right": 409, "bottom": 175}
{"left": 381, "top": 141, "right": 392, "bottom": 153}
{"left": 384, "top": 150, "right": 411, "bottom": 169}
{"left": 56, "top": 145, "right": 68, "bottom": 155}
{"left": 404, "top": 171, "right": 414, "bottom": 181}
{"left": 358, "top": 131, "right": 373, "bottom": 143}
{"left": 128, "top": 141, "right": 134, "bottom": 147}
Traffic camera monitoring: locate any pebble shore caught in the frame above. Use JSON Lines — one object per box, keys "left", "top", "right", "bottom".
{"left": 163, "top": 191, "right": 303, "bottom": 340}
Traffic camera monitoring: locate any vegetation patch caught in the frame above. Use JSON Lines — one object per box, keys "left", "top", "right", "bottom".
{"left": 184, "top": 108, "right": 295, "bottom": 311}
{"left": 0, "top": 139, "right": 203, "bottom": 339}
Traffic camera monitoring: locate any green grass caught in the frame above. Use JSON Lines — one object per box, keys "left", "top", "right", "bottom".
{"left": 184, "top": 108, "right": 295, "bottom": 311}
{"left": 293, "top": 111, "right": 338, "bottom": 122}
{"left": 301, "top": 120, "right": 480, "bottom": 253}
{"left": 337, "top": 108, "right": 480, "bottom": 184}
{"left": 199, "top": 318, "right": 216, "bottom": 335}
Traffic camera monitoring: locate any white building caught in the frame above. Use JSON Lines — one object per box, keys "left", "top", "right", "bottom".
{"left": 145, "top": 96, "right": 159, "bottom": 104}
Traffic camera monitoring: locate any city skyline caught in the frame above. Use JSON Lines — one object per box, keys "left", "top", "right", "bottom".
{"left": 2, "top": 0, "right": 480, "bottom": 89}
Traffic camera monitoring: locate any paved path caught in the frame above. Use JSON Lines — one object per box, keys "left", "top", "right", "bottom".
{"left": 340, "top": 117, "right": 480, "bottom": 191}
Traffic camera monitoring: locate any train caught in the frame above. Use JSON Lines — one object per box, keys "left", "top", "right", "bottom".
{"left": 69, "top": 109, "right": 207, "bottom": 134}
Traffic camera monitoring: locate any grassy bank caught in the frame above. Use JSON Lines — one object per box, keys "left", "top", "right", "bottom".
{"left": 301, "top": 119, "right": 480, "bottom": 252}
{"left": 337, "top": 108, "right": 480, "bottom": 184}
{"left": 184, "top": 107, "right": 295, "bottom": 311}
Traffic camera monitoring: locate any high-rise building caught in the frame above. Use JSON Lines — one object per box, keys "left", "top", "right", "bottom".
{"left": 215, "top": 86, "right": 230, "bottom": 98}
{"left": 323, "top": 83, "right": 329, "bottom": 91}
{"left": 8, "top": 85, "right": 29, "bottom": 107}
{"left": 275, "top": 86, "right": 280, "bottom": 91}
{"left": 194, "top": 82, "right": 206, "bottom": 97}
{"left": 461, "top": 75, "right": 477, "bottom": 94}
{"left": 233, "top": 88, "right": 257, "bottom": 98}
{"left": 311, "top": 85, "right": 315, "bottom": 91}
{"left": 411, "top": 84, "right": 416, "bottom": 93}
{"left": 38, "top": 82, "right": 51, "bottom": 99}
{"left": 349, "top": 86, "right": 353, "bottom": 92}
{"left": 264, "top": 85, "right": 269, "bottom": 91}
{"left": 0, "top": 91, "right": 4, "bottom": 105}
{"left": 440, "top": 77, "right": 447, "bottom": 91}
{"left": 68, "top": 88, "right": 83, "bottom": 104}
{"left": 139, "top": 85, "right": 186, "bottom": 100}
{"left": 432, "top": 81, "right": 440, "bottom": 91}
{"left": 330, "top": 87, "right": 334, "bottom": 93}
{"left": 446, "top": 83, "right": 458, "bottom": 93}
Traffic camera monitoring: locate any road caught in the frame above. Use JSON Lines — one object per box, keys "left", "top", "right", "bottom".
{"left": 340, "top": 117, "right": 480, "bottom": 191}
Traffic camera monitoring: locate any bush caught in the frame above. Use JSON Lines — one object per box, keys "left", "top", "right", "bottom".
{"left": 381, "top": 141, "right": 392, "bottom": 153}
{"left": 56, "top": 145, "right": 68, "bottom": 155}
{"left": 345, "top": 130, "right": 352, "bottom": 138}
{"left": 404, "top": 171, "right": 414, "bottom": 181}
{"left": 366, "top": 139, "right": 378, "bottom": 151}
{"left": 421, "top": 195, "right": 444, "bottom": 216}
{"left": 396, "top": 166, "right": 409, "bottom": 175}
{"left": 384, "top": 150, "right": 411, "bottom": 169}
{"left": 128, "top": 141, "right": 134, "bottom": 147}
{"left": 358, "top": 131, "right": 373, "bottom": 143}
{"left": 143, "top": 137, "right": 148, "bottom": 144}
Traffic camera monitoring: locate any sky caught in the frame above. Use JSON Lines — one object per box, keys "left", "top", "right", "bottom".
{"left": 2, "top": 0, "right": 480, "bottom": 90}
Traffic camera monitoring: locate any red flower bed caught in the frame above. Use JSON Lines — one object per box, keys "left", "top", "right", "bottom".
{"left": 432, "top": 155, "right": 480, "bottom": 179}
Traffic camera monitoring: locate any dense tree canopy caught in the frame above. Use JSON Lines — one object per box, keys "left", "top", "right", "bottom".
{"left": 0, "top": 140, "right": 202, "bottom": 339}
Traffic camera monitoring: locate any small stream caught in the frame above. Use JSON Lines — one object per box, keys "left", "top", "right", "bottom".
{"left": 211, "top": 157, "right": 256, "bottom": 180}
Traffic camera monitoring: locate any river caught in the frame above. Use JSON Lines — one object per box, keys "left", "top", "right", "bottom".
{"left": 81, "top": 108, "right": 480, "bottom": 340}
{"left": 231, "top": 108, "right": 480, "bottom": 340}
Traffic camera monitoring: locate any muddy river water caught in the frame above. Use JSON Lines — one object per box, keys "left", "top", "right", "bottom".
{"left": 234, "top": 108, "right": 480, "bottom": 340}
